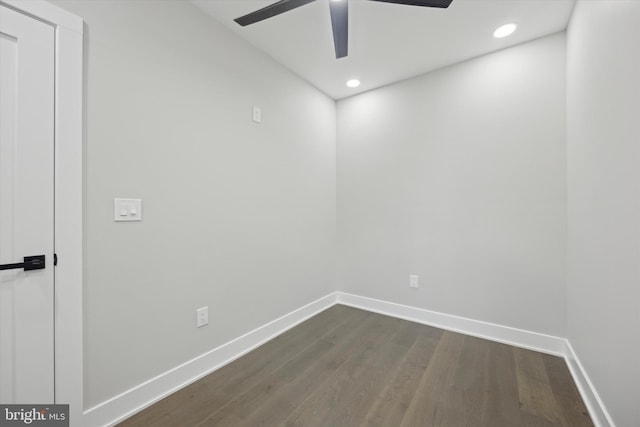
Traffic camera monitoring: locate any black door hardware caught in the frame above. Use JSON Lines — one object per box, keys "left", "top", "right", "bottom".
{"left": 0, "top": 255, "right": 46, "bottom": 271}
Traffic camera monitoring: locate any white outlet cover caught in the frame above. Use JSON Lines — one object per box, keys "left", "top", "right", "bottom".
{"left": 196, "top": 306, "right": 209, "bottom": 328}
{"left": 252, "top": 106, "right": 262, "bottom": 123}
{"left": 114, "top": 198, "right": 142, "bottom": 222}
{"left": 409, "top": 275, "right": 419, "bottom": 288}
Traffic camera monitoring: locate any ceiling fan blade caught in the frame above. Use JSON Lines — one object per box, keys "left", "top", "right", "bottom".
{"left": 368, "top": 0, "right": 452, "bottom": 8}
{"left": 329, "top": 0, "right": 349, "bottom": 58}
{"left": 235, "top": 0, "right": 317, "bottom": 26}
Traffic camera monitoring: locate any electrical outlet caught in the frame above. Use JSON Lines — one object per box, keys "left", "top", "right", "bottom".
{"left": 196, "top": 306, "right": 208, "bottom": 328}
{"left": 409, "top": 275, "right": 419, "bottom": 289}
{"left": 252, "top": 106, "right": 262, "bottom": 123}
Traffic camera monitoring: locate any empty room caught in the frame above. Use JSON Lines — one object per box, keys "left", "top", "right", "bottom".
{"left": 0, "top": 0, "right": 638, "bottom": 426}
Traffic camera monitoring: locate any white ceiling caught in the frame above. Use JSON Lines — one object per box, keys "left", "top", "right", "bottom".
{"left": 192, "top": 0, "right": 575, "bottom": 100}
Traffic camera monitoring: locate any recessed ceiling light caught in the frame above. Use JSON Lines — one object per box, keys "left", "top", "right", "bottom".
{"left": 346, "top": 79, "right": 360, "bottom": 88}
{"left": 493, "top": 23, "right": 517, "bottom": 38}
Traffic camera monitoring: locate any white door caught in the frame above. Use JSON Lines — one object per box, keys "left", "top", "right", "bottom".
{"left": 0, "top": 5, "right": 55, "bottom": 403}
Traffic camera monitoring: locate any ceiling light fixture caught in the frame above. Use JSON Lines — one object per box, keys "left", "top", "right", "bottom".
{"left": 346, "top": 79, "right": 361, "bottom": 88}
{"left": 493, "top": 23, "right": 517, "bottom": 38}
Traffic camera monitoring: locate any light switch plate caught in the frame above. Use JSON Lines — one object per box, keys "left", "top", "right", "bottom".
{"left": 114, "top": 198, "right": 142, "bottom": 222}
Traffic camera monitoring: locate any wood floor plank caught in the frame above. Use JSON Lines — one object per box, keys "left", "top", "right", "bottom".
{"left": 235, "top": 315, "right": 390, "bottom": 427}
{"left": 541, "top": 353, "right": 594, "bottom": 427}
{"left": 450, "top": 335, "right": 491, "bottom": 426}
{"left": 363, "top": 324, "right": 442, "bottom": 426}
{"left": 481, "top": 340, "right": 523, "bottom": 426}
{"left": 298, "top": 320, "right": 421, "bottom": 427}
{"left": 118, "top": 305, "right": 367, "bottom": 426}
{"left": 279, "top": 313, "right": 408, "bottom": 427}
{"left": 399, "top": 331, "right": 467, "bottom": 426}
{"left": 118, "top": 306, "right": 595, "bottom": 427}
{"left": 514, "top": 347, "right": 562, "bottom": 423}
{"left": 194, "top": 311, "right": 384, "bottom": 426}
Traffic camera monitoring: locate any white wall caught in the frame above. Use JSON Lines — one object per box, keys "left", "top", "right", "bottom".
{"left": 337, "top": 33, "right": 567, "bottom": 337}
{"left": 37, "top": 1, "right": 639, "bottom": 423}
{"left": 51, "top": 0, "right": 336, "bottom": 409}
{"left": 567, "top": 1, "right": 640, "bottom": 426}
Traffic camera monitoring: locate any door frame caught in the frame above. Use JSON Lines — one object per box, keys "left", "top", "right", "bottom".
{"left": 1, "top": 0, "right": 83, "bottom": 422}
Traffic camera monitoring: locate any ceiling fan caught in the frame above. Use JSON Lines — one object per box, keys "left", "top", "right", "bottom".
{"left": 234, "top": 0, "right": 453, "bottom": 59}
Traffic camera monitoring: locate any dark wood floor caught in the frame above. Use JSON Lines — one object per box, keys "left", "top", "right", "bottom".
{"left": 118, "top": 305, "right": 593, "bottom": 427}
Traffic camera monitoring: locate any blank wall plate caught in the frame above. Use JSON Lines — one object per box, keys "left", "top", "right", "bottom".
{"left": 252, "top": 106, "right": 262, "bottom": 123}
{"left": 409, "top": 275, "right": 419, "bottom": 288}
{"left": 114, "top": 198, "right": 142, "bottom": 222}
{"left": 196, "top": 306, "right": 208, "bottom": 328}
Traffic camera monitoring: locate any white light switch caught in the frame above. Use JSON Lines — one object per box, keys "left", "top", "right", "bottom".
{"left": 114, "top": 198, "right": 142, "bottom": 222}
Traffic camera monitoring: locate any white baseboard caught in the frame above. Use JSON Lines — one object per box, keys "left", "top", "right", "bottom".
{"left": 81, "top": 290, "right": 613, "bottom": 427}
{"left": 82, "top": 292, "right": 339, "bottom": 427}
{"left": 337, "top": 292, "right": 566, "bottom": 356}
{"left": 564, "top": 341, "right": 615, "bottom": 427}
